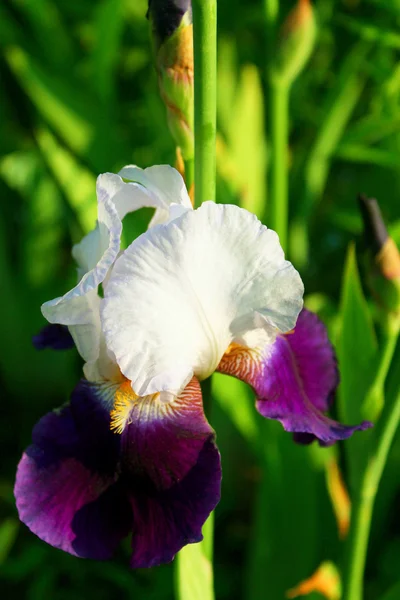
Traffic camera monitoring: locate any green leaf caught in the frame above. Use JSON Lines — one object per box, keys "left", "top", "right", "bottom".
{"left": 0, "top": 150, "right": 64, "bottom": 286}
{"left": 337, "top": 244, "right": 378, "bottom": 482}
{"left": 381, "top": 581, "right": 400, "bottom": 600}
{"left": 291, "top": 41, "right": 368, "bottom": 267}
{"left": 212, "top": 373, "right": 259, "bottom": 451}
{"left": 175, "top": 525, "right": 214, "bottom": 600}
{"left": 303, "top": 42, "right": 368, "bottom": 214}
{"left": 389, "top": 220, "right": 400, "bottom": 246}
{"left": 246, "top": 421, "right": 326, "bottom": 600}
{"left": 217, "top": 41, "right": 267, "bottom": 219}
{"left": 5, "top": 47, "right": 97, "bottom": 157}
{"left": 90, "top": 0, "right": 124, "bottom": 104}
{"left": 0, "top": 519, "right": 19, "bottom": 565}
{"left": 35, "top": 127, "right": 97, "bottom": 235}
{"left": 335, "top": 144, "right": 400, "bottom": 169}
{"left": 337, "top": 244, "right": 378, "bottom": 424}
{"left": 337, "top": 15, "right": 400, "bottom": 50}
{"left": 12, "top": 0, "right": 75, "bottom": 67}
{"left": 340, "top": 114, "right": 400, "bottom": 146}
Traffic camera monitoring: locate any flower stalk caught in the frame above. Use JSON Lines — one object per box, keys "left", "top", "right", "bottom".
{"left": 269, "top": 77, "right": 289, "bottom": 250}
{"left": 343, "top": 386, "right": 400, "bottom": 600}
{"left": 176, "top": 1, "right": 217, "bottom": 598}
{"left": 192, "top": 0, "right": 217, "bottom": 207}
{"left": 343, "top": 196, "right": 400, "bottom": 599}
{"left": 266, "top": 0, "right": 316, "bottom": 251}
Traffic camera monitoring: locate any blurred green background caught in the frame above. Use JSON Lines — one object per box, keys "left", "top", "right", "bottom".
{"left": 2, "top": 0, "right": 400, "bottom": 598}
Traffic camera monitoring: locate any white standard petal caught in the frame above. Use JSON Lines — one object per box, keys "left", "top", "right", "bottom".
{"left": 102, "top": 202, "right": 304, "bottom": 396}
{"left": 41, "top": 197, "right": 121, "bottom": 326}
{"left": 41, "top": 186, "right": 122, "bottom": 378}
{"left": 118, "top": 164, "right": 192, "bottom": 226}
{"left": 97, "top": 172, "right": 164, "bottom": 220}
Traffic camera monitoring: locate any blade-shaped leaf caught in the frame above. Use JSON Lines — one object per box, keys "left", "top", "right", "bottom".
{"left": 175, "top": 518, "right": 214, "bottom": 600}
{"left": 90, "top": 0, "right": 124, "bottom": 104}
{"left": 337, "top": 243, "right": 378, "bottom": 424}
{"left": 212, "top": 373, "right": 259, "bottom": 451}
{"left": 336, "top": 244, "right": 378, "bottom": 482}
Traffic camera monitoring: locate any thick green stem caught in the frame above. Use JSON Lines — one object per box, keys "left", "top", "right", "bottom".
{"left": 192, "top": 0, "right": 217, "bottom": 207}
{"left": 343, "top": 332, "right": 400, "bottom": 600}
{"left": 184, "top": 157, "right": 195, "bottom": 191}
{"left": 175, "top": 3, "right": 217, "bottom": 600}
{"left": 269, "top": 77, "right": 289, "bottom": 250}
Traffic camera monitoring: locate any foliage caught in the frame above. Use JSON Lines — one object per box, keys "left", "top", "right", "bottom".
{"left": 2, "top": 0, "right": 400, "bottom": 599}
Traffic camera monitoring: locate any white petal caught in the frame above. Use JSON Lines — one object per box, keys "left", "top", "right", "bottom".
{"left": 41, "top": 184, "right": 122, "bottom": 376}
{"left": 118, "top": 164, "right": 192, "bottom": 225}
{"left": 97, "top": 172, "right": 164, "bottom": 220}
{"left": 148, "top": 203, "right": 191, "bottom": 228}
{"left": 41, "top": 197, "right": 121, "bottom": 327}
{"left": 102, "top": 202, "right": 304, "bottom": 396}
{"left": 40, "top": 167, "right": 190, "bottom": 380}
{"left": 68, "top": 290, "right": 101, "bottom": 364}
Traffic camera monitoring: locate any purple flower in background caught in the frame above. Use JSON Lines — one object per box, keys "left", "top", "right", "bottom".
{"left": 15, "top": 165, "right": 371, "bottom": 568}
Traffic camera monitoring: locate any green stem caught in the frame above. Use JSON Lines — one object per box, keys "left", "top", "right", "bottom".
{"left": 184, "top": 157, "right": 195, "bottom": 191}
{"left": 192, "top": 0, "right": 217, "bottom": 207}
{"left": 373, "top": 330, "right": 399, "bottom": 391}
{"left": 363, "top": 329, "right": 399, "bottom": 420}
{"left": 343, "top": 391, "right": 400, "bottom": 600}
{"left": 269, "top": 77, "right": 289, "bottom": 250}
{"left": 264, "top": 0, "right": 279, "bottom": 49}
{"left": 343, "top": 332, "right": 400, "bottom": 600}
{"left": 264, "top": 0, "right": 279, "bottom": 25}
{"left": 175, "top": 3, "right": 217, "bottom": 600}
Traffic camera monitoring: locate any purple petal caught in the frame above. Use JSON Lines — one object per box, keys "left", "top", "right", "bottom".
{"left": 280, "top": 309, "right": 339, "bottom": 412}
{"left": 16, "top": 377, "right": 222, "bottom": 567}
{"left": 218, "top": 309, "right": 372, "bottom": 446}
{"left": 111, "top": 377, "right": 221, "bottom": 567}
{"left": 33, "top": 324, "right": 75, "bottom": 350}
{"left": 126, "top": 438, "right": 221, "bottom": 568}
{"left": 15, "top": 381, "right": 131, "bottom": 559}
{"left": 118, "top": 378, "right": 216, "bottom": 490}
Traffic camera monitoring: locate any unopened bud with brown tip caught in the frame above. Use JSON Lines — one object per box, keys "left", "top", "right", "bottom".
{"left": 359, "top": 194, "right": 400, "bottom": 324}
{"left": 275, "top": 0, "right": 316, "bottom": 85}
{"left": 147, "top": 0, "right": 194, "bottom": 160}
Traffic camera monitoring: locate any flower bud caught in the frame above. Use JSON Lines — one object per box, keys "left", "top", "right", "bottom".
{"left": 147, "top": 1, "right": 194, "bottom": 160}
{"left": 275, "top": 0, "right": 316, "bottom": 85}
{"left": 359, "top": 194, "right": 400, "bottom": 324}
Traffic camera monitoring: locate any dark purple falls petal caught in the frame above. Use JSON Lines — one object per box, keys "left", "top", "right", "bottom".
{"left": 33, "top": 323, "right": 75, "bottom": 350}
{"left": 218, "top": 309, "right": 372, "bottom": 446}
{"left": 15, "top": 377, "right": 222, "bottom": 568}
{"left": 14, "top": 381, "right": 132, "bottom": 560}
{"left": 116, "top": 377, "right": 222, "bottom": 567}
{"left": 118, "top": 377, "right": 217, "bottom": 489}
{"left": 126, "top": 438, "right": 221, "bottom": 568}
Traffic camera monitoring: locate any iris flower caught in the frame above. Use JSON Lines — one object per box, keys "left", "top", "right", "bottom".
{"left": 15, "top": 165, "right": 370, "bottom": 567}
